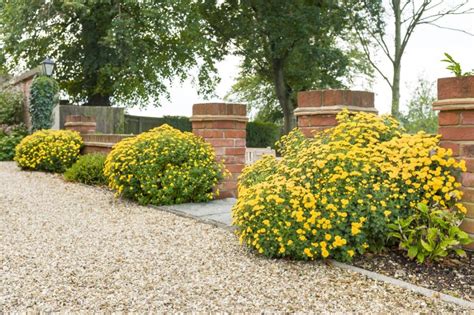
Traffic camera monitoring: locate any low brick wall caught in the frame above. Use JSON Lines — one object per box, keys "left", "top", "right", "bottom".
{"left": 81, "top": 134, "right": 132, "bottom": 154}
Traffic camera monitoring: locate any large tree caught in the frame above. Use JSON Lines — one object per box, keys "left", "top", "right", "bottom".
{"left": 355, "top": 0, "right": 474, "bottom": 117}
{"left": 200, "top": 0, "right": 381, "bottom": 134}
{"left": 0, "top": 0, "right": 220, "bottom": 106}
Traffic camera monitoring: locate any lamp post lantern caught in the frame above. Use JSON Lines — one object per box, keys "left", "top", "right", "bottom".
{"left": 42, "top": 57, "right": 55, "bottom": 76}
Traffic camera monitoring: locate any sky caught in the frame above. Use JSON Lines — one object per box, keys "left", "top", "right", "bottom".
{"left": 127, "top": 2, "right": 474, "bottom": 118}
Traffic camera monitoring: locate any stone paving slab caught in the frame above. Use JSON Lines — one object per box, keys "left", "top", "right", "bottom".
{"left": 159, "top": 198, "right": 235, "bottom": 226}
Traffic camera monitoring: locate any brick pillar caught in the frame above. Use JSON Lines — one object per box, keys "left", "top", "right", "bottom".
{"left": 295, "top": 89, "right": 377, "bottom": 136}
{"left": 190, "top": 103, "right": 247, "bottom": 199}
{"left": 434, "top": 76, "right": 474, "bottom": 249}
{"left": 64, "top": 115, "right": 97, "bottom": 134}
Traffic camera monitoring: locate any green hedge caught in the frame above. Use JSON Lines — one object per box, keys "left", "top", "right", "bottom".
{"left": 246, "top": 121, "right": 280, "bottom": 148}
{"left": 125, "top": 115, "right": 280, "bottom": 148}
{"left": 158, "top": 116, "right": 192, "bottom": 131}
{"left": 125, "top": 115, "right": 192, "bottom": 134}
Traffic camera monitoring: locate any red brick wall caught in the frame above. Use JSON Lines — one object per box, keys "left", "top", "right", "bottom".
{"left": 295, "top": 90, "right": 377, "bottom": 136}
{"left": 434, "top": 76, "right": 474, "bottom": 249}
{"left": 191, "top": 103, "right": 247, "bottom": 199}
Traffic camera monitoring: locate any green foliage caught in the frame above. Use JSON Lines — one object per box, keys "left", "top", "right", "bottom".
{"left": 388, "top": 203, "right": 472, "bottom": 264}
{"left": 104, "top": 125, "right": 225, "bottom": 206}
{"left": 224, "top": 74, "right": 283, "bottom": 125}
{"left": 246, "top": 121, "right": 280, "bottom": 148}
{"left": 0, "top": 89, "right": 24, "bottom": 125}
{"left": 0, "top": 125, "right": 27, "bottom": 161}
{"left": 0, "top": 1, "right": 220, "bottom": 106}
{"left": 234, "top": 111, "right": 467, "bottom": 262}
{"left": 64, "top": 153, "right": 107, "bottom": 186}
{"left": 442, "top": 53, "right": 473, "bottom": 77}
{"left": 14, "top": 129, "right": 83, "bottom": 173}
{"left": 399, "top": 78, "right": 438, "bottom": 134}
{"left": 30, "top": 76, "right": 59, "bottom": 132}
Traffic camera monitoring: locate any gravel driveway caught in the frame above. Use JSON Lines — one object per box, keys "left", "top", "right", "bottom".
{"left": 0, "top": 162, "right": 469, "bottom": 313}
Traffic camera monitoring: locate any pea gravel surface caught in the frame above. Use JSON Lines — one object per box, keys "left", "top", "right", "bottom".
{"left": 0, "top": 162, "right": 470, "bottom": 313}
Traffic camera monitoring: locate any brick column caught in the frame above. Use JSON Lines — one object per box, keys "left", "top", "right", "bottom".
{"left": 295, "top": 89, "right": 377, "bottom": 136}
{"left": 64, "top": 115, "right": 97, "bottom": 134}
{"left": 190, "top": 103, "right": 247, "bottom": 199}
{"left": 434, "top": 76, "right": 474, "bottom": 249}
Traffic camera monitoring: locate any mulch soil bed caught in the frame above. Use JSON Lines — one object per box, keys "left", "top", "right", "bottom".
{"left": 351, "top": 249, "right": 473, "bottom": 301}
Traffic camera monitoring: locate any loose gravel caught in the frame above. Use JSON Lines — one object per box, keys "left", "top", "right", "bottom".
{"left": 0, "top": 162, "right": 470, "bottom": 313}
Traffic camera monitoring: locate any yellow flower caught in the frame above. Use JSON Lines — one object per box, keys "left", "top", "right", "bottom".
{"left": 321, "top": 248, "right": 329, "bottom": 258}
{"left": 351, "top": 222, "right": 362, "bottom": 235}
{"left": 304, "top": 248, "right": 313, "bottom": 258}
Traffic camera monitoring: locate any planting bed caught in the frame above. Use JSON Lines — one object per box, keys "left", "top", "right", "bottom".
{"left": 352, "top": 249, "right": 473, "bottom": 301}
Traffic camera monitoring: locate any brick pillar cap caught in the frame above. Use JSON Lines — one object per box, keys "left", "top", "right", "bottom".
{"left": 295, "top": 105, "right": 378, "bottom": 116}
{"left": 297, "top": 89, "right": 375, "bottom": 109}
{"left": 191, "top": 102, "right": 247, "bottom": 122}
{"left": 65, "top": 115, "right": 96, "bottom": 123}
{"left": 437, "top": 76, "right": 474, "bottom": 101}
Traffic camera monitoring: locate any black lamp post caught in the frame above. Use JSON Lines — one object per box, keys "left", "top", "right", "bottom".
{"left": 41, "top": 57, "right": 55, "bottom": 76}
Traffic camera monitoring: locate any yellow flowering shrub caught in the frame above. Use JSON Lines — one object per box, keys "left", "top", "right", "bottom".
{"left": 14, "top": 129, "right": 83, "bottom": 173}
{"left": 238, "top": 155, "right": 280, "bottom": 193}
{"left": 233, "top": 110, "right": 466, "bottom": 262}
{"left": 104, "top": 124, "right": 224, "bottom": 205}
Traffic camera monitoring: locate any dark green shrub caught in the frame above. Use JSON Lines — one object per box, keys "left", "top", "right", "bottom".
{"left": 246, "top": 121, "right": 280, "bottom": 148}
{"left": 0, "top": 125, "right": 27, "bottom": 161}
{"left": 64, "top": 153, "right": 108, "bottom": 186}
{"left": 30, "top": 76, "right": 59, "bottom": 131}
{"left": 0, "top": 89, "right": 24, "bottom": 125}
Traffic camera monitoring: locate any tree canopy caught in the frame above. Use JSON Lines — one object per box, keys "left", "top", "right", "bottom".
{"left": 201, "top": 0, "right": 380, "bottom": 133}
{"left": 0, "top": 0, "right": 221, "bottom": 106}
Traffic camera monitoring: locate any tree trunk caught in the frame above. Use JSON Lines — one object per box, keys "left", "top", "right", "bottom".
{"left": 392, "top": 0, "right": 401, "bottom": 118}
{"left": 272, "top": 58, "right": 294, "bottom": 134}
{"left": 86, "top": 94, "right": 111, "bottom": 106}
{"left": 392, "top": 60, "right": 401, "bottom": 118}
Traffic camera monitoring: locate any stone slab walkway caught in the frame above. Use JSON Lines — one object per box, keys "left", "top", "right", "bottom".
{"left": 159, "top": 198, "right": 235, "bottom": 227}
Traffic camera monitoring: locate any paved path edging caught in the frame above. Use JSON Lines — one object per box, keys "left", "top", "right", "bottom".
{"left": 330, "top": 261, "right": 474, "bottom": 309}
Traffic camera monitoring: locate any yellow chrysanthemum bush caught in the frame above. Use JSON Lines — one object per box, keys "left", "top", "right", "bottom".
{"left": 104, "top": 124, "right": 225, "bottom": 205}
{"left": 233, "top": 110, "right": 467, "bottom": 262}
{"left": 14, "top": 129, "right": 83, "bottom": 173}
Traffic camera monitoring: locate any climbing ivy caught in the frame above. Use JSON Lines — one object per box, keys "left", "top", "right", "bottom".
{"left": 29, "top": 76, "right": 59, "bottom": 131}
